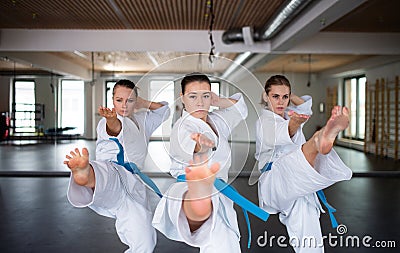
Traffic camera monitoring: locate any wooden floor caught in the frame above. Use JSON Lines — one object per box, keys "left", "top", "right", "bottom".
{"left": 0, "top": 140, "right": 399, "bottom": 252}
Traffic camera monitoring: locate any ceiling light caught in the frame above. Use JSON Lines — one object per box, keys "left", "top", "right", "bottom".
{"left": 220, "top": 51, "right": 252, "bottom": 79}
{"left": 147, "top": 52, "right": 159, "bottom": 67}
{"left": 73, "top": 50, "right": 88, "bottom": 59}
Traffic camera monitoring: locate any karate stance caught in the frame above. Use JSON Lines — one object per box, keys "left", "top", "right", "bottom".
{"left": 66, "top": 79, "right": 170, "bottom": 253}
{"left": 152, "top": 73, "right": 248, "bottom": 252}
{"left": 255, "top": 75, "right": 352, "bottom": 252}
{"left": 96, "top": 79, "right": 169, "bottom": 163}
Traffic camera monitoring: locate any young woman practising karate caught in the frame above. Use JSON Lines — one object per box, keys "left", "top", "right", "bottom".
{"left": 255, "top": 75, "right": 352, "bottom": 252}
{"left": 152, "top": 73, "right": 254, "bottom": 252}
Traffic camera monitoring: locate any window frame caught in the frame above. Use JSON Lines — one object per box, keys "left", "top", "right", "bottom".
{"left": 105, "top": 80, "right": 118, "bottom": 109}
{"left": 342, "top": 75, "right": 366, "bottom": 141}
{"left": 59, "top": 79, "right": 85, "bottom": 135}
{"left": 12, "top": 79, "right": 36, "bottom": 134}
{"left": 148, "top": 79, "right": 175, "bottom": 138}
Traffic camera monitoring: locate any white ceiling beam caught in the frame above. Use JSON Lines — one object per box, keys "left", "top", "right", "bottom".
{"left": 0, "top": 29, "right": 271, "bottom": 53}
{"left": 0, "top": 52, "right": 92, "bottom": 80}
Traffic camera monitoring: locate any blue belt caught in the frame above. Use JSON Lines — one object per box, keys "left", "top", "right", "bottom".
{"left": 109, "top": 138, "right": 162, "bottom": 198}
{"left": 177, "top": 174, "right": 269, "bottom": 248}
{"left": 261, "top": 162, "right": 338, "bottom": 228}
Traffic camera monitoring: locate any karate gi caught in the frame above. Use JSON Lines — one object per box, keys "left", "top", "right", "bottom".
{"left": 67, "top": 103, "right": 170, "bottom": 253}
{"left": 152, "top": 93, "right": 248, "bottom": 253}
{"left": 255, "top": 95, "right": 352, "bottom": 252}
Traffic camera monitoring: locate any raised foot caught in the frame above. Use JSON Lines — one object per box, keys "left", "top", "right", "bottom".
{"left": 184, "top": 154, "right": 220, "bottom": 220}
{"left": 64, "top": 148, "right": 91, "bottom": 186}
{"left": 317, "top": 106, "right": 349, "bottom": 154}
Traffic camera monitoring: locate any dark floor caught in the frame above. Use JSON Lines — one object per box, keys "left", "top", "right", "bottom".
{"left": 0, "top": 140, "right": 399, "bottom": 252}
{"left": 1, "top": 140, "right": 399, "bottom": 174}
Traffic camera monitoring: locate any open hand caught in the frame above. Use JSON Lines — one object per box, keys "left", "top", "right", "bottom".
{"left": 191, "top": 133, "right": 216, "bottom": 153}
{"left": 288, "top": 110, "right": 310, "bottom": 124}
{"left": 98, "top": 106, "right": 117, "bottom": 119}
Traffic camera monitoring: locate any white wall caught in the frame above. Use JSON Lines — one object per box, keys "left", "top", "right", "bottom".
{"left": 366, "top": 61, "right": 400, "bottom": 82}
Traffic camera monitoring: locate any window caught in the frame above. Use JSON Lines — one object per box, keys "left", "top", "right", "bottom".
{"left": 60, "top": 80, "right": 85, "bottom": 135}
{"left": 210, "top": 81, "right": 220, "bottom": 111}
{"left": 106, "top": 80, "right": 117, "bottom": 109}
{"left": 149, "top": 80, "right": 175, "bottom": 137}
{"left": 343, "top": 76, "right": 366, "bottom": 140}
{"left": 13, "top": 80, "right": 36, "bottom": 133}
{"left": 211, "top": 82, "right": 220, "bottom": 95}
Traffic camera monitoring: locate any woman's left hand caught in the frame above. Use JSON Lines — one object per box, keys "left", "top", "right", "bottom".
{"left": 134, "top": 96, "right": 146, "bottom": 110}
{"left": 288, "top": 110, "right": 310, "bottom": 124}
{"left": 191, "top": 133, "right": 216, "bottom": 153}
{"left": 210, "top": 92, "right": 237, "bottom": 108}
{"left": 210, "top": 92, "right": 220, "bottom": 107}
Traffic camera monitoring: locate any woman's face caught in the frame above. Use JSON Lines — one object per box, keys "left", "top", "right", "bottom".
{"left": 181, "top": 81, "right": 211, "bottom": 121}
{"left": 264, "top": 84, "right": 290, "bottom": 117}
{"left": 113, "top": 86, "right": 136, "bottom": 117}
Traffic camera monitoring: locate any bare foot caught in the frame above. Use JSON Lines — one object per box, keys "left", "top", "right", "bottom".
{"left": 64, "top": 148, "right": 93, "bottom": 187}
{"left": 183, "top": 154, "right": 220, "bottom": 222}
{"left": 316, "top": 106, "right": 349, "bottom": 154}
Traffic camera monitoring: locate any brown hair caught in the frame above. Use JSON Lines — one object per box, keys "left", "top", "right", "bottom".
{"left": 113, "top": 79, "right": 138, "bottom": 97}
{"left": 181, "top": 73, "right": 211, "bottom": 94}
{"left": 261, "top": 75, "right": 291, "bottom": 106}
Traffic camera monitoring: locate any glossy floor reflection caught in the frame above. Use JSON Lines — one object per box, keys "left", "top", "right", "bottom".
{"left": 0, "top": 177, "right": 398, "bottom": 252}
{"left": 1, "top": 140, "right": 399, "bottom": 174}
{"left": 0, "top": 140, "right": 399, "bottom": 252}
